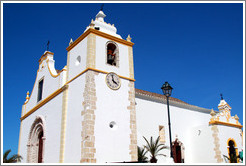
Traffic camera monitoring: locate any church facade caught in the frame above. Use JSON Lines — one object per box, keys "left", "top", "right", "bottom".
{"left": 18, "top": 10, "right": 243, "bottom": 163}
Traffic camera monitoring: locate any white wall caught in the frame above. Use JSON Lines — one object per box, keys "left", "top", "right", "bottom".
{"left": 95, "top": 36, "right": 130, "bottom": 78}
{"left": 25, "top": 58, "right": 64, "bottom": 112}
{"left": 94, "top": 73, "right": 131, "bottom": 163}
{"left": 189, "top": 125, "right": 217, "bottom": 163}
{"left": 217, "top": 126, "right": 243, "bottom": 162}
{"left": 64, "top": 75, "right": 86, "bottom": 163}
{"left": 68, "top": 38, "right": 88, "bottom": 81}
{"left": 135, "top": 97, "right": 212, "bottom": 163}
{"left": 19, "top": 93, "right": 63, "bottom": 163}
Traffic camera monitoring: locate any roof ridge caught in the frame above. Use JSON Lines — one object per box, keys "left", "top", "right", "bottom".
{"left": 135, "top": 88, "right": 190, "bottom": 105}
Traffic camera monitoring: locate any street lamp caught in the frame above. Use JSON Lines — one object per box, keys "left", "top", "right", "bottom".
{"left": 161, "top": 81, "right": 173, "bottom": 158}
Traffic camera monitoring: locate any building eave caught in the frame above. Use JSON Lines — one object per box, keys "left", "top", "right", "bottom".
{"left": 135, "top": 88, "right": 211, "bottom": 114}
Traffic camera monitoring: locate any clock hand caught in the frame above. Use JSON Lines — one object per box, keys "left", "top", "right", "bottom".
{"left": 112, "top": 79, "right": 118, "bottom": 85}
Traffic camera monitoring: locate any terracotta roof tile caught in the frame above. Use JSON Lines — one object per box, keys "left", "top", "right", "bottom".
{"left": 135, "top": 88, "right": 190, "bottom": 105}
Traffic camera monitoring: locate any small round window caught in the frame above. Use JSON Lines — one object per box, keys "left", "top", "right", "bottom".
{"left": 75, "top": 56, "right": 81, "bottom": 66}
{"left": 109, "top": 121, "right": 118, "bottom": 130}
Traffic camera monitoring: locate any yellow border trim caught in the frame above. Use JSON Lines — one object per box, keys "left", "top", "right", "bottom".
{"left": 66, "top": 67, "right": 135, "bottom": 85}
{"left": 21, "top": 68, "right": 134, "bottom": 121}
{"left": 20, "top": 85, "right": 68, "bottom": 121}
{"left": 209, "top": 120, "right": 242, "bottom": 128}
{"left": 227, "top": 138, "right": 239, "bottom": 163}
{"left": 39, "top": 51, "right": 54, "bottom": 64}
{"left": 47, "top": 59, "right": 67, "bottom": 78}
{"left": 66, "top": 28, "right": 134, "bottom": 51}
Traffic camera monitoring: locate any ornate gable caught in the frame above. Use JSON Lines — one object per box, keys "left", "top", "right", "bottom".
{"left": 209, "top": 99, "right": 242, "bottom": 128}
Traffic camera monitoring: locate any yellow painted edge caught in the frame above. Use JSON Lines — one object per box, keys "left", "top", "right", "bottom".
{"left": 66, "top": 67, "right": 135, "bottom": 85}
{"left": 87, "top": 68, "right": 135, "bottom": 82}
{"left": 227, "top": 138, "right": 239, "bottom": 163}
{"left": 21, "top": 68, "right": 134, "bottom": 121}
{"left": 20, "top": 85, "right": 68, "bottom": 121}
{"left": 47, "top": 59, "right": 67, "bottom": 78}
{"left": 17, "top": 121, "right": 22, "bottom": 156}
{"left": 38, "top": 51, "right": 54, "bottom": 64}
{"left": 24, "top": 69, "right": 39, "bottom": 105}
{"left": 66, "top": 28, "right": 134, "bottom": 51}
{"left": 59, "top": 86, "right": 69, "bottom": 163}
{"left": 209, "top": 120, "right": 242, "bottom": 128}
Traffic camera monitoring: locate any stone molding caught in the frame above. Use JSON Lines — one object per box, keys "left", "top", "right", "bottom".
{"left": 59, "top": 85, "right": 69, "bottom": 162}
{"left": 128, "top": 46, "right": 134, "bottom": 79}
{"left": 211, "top": 125, "right": 223, "bottom": 163}
{"left": 128, "top": 81, "right": 137, "bottom": 161}
{"left": 27, "top": 116, "right": 46, "bottom": 163}
{"left": 86, "top": 34, "right": 96, "bottom": 68}
{"left": 80, "top": 71, "right": 98, "bottom": 163}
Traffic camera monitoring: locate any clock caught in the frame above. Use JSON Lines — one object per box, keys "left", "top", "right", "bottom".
{"left": 106, "top": 72, "right": 121, "bottom": 90}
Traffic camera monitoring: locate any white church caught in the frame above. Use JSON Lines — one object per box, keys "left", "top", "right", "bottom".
{"left": 18, "top": 10, "right": 243, "bottom": 163}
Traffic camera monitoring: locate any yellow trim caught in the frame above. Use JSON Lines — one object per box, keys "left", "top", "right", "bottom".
{"left": 39, "top": 51, "right": 54, "bottom": 64}
{"left": 20, "top": 85, "right": 68, "bottom": 121}
{"left": 66, "top": 67, "right": 135, "bottom": 85}
{"left": 47, "top": 59, "right": 67, "bottom": 78}
{"left": 59, "top": 86, "right": 69, "bottom": 163}
{"left": 24, "top": 69, "right": 39, "bottom": 105}
{"left": 66, "top": 28, "right": 134, "bottom": 51}
{"left": 17, "top": 121, "right": 22, "bottom": 156}
{"left": 21, "top": 67, "right": 134, "bottom": 121}
{"left": 227, "top": 138, "right": 239, "bottom": 163}
{"left": 209, "top": 120, "right": 242, "bottom": 128}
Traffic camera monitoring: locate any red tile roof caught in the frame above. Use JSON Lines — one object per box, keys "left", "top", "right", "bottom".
{"left": 135, "top": 88, "right": 189, "bottom": 105}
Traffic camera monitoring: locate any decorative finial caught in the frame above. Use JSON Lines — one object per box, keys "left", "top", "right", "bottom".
{"left": 69, "top": 38, "right": 73, "bottom": 46}
{"left": 126, "top": 35, "right": 132, "bottom": 42}
{"left": 234, "top": 114, "right": 239, "bottom": 120}
{"left": 220, "top": 93, "right": 223, "bottom": 100}
{"left": 89, "top": 19, "right": 95, "bottom": 29}
{"left": 100, "top": 4, "right": 104, "bottom": 11}
{"left": 210, "top": 108, "right": 216, "bottom": 116}
{"left": 25, "top": 91, "right": 30, "bottom": 102}
{"left": 47, "top": 40, "right": 50, "bottom": 51}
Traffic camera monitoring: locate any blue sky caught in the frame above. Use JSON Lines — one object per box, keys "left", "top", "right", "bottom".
{"left": 3, "top": 3, "right": 244, "bottom": 155}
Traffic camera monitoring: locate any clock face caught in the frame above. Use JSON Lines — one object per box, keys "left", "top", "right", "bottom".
{"left": 106, "top": 72, "right": 121, "bottom": 90}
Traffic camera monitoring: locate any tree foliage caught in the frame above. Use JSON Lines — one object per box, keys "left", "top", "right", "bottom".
{"left": 143, "top": 136, "right": 167, "bottom": 163}
{"left": 3, "top": 149, "right": 22, "bottom": 163}
{"left": 137, "top": 146, "right": 148, "bottom": 163}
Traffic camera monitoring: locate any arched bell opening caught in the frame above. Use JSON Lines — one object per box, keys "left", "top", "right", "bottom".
{"left": 106, "top": 41, "right": 119, "bottom": 67}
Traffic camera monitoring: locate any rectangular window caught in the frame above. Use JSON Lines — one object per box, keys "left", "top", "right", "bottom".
{"left": 159, "top": 125, "right": 165, "bottom": 144}
{"left": 37, "top": 79, "right": 44, "bottom": 102}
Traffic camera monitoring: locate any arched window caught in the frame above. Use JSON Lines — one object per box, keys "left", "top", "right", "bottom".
{"left": 27, "top": 116, "right": 46, "bottom": 163}
{"left": 106, "top": 41, "right": 119, "bottom": 67}
{"left": 227, "top": 139, "right": 238, "bottom": 163}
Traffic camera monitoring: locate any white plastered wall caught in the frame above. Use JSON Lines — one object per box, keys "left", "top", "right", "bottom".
{"left": 135, "top": 97, "right": 212, "bottom": 163}
{"left": 189, "top": 125, "right": 216, "bottom": 163}
{"left": 217, "top": 125, "right": 243, "bottom": 162}
{"left": 19, "top": 93, "right": 63, "bottom": 163}
{"left": 19, "top": 53, "right": 66, "bottom": 163}
{"left": 64, "top": 75, "right": 86, "bottom": 162}
{"left": 94, "top": 73, "right": 131, "bottom": 163}
{"left": 67, "top": 38, "right": 88, "bottom": 81}
{"left": 95, "top": 36, "right": 130, "bottom": 77}
{"left": 25, "top": 58, "right": 65, "bottom": 112}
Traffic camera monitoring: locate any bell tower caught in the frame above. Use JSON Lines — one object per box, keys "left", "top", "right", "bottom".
{"left": 65, "top": 10, "right": 137, "bottom": 163}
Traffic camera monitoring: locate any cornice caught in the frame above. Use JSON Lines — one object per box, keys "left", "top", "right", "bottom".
{"left": 209, "top": 120, "right": 242, "bottom": 128}
{"left": 66, "top": 28, "right": 134, "bottom": 51}
{"left": 20, "top": 85, "right": 68, "bottom": 121}
{"left": 135, "top": 89, "right": 211, "bottom": 113}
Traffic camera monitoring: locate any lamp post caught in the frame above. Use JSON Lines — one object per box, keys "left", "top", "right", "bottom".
{"left": 161, "top": 81, "right": 173, "bottom": 158}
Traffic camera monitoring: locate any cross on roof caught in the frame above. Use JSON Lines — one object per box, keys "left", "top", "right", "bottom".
{"left": 220, "top": 93, "right": 223, "bottom": 100}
